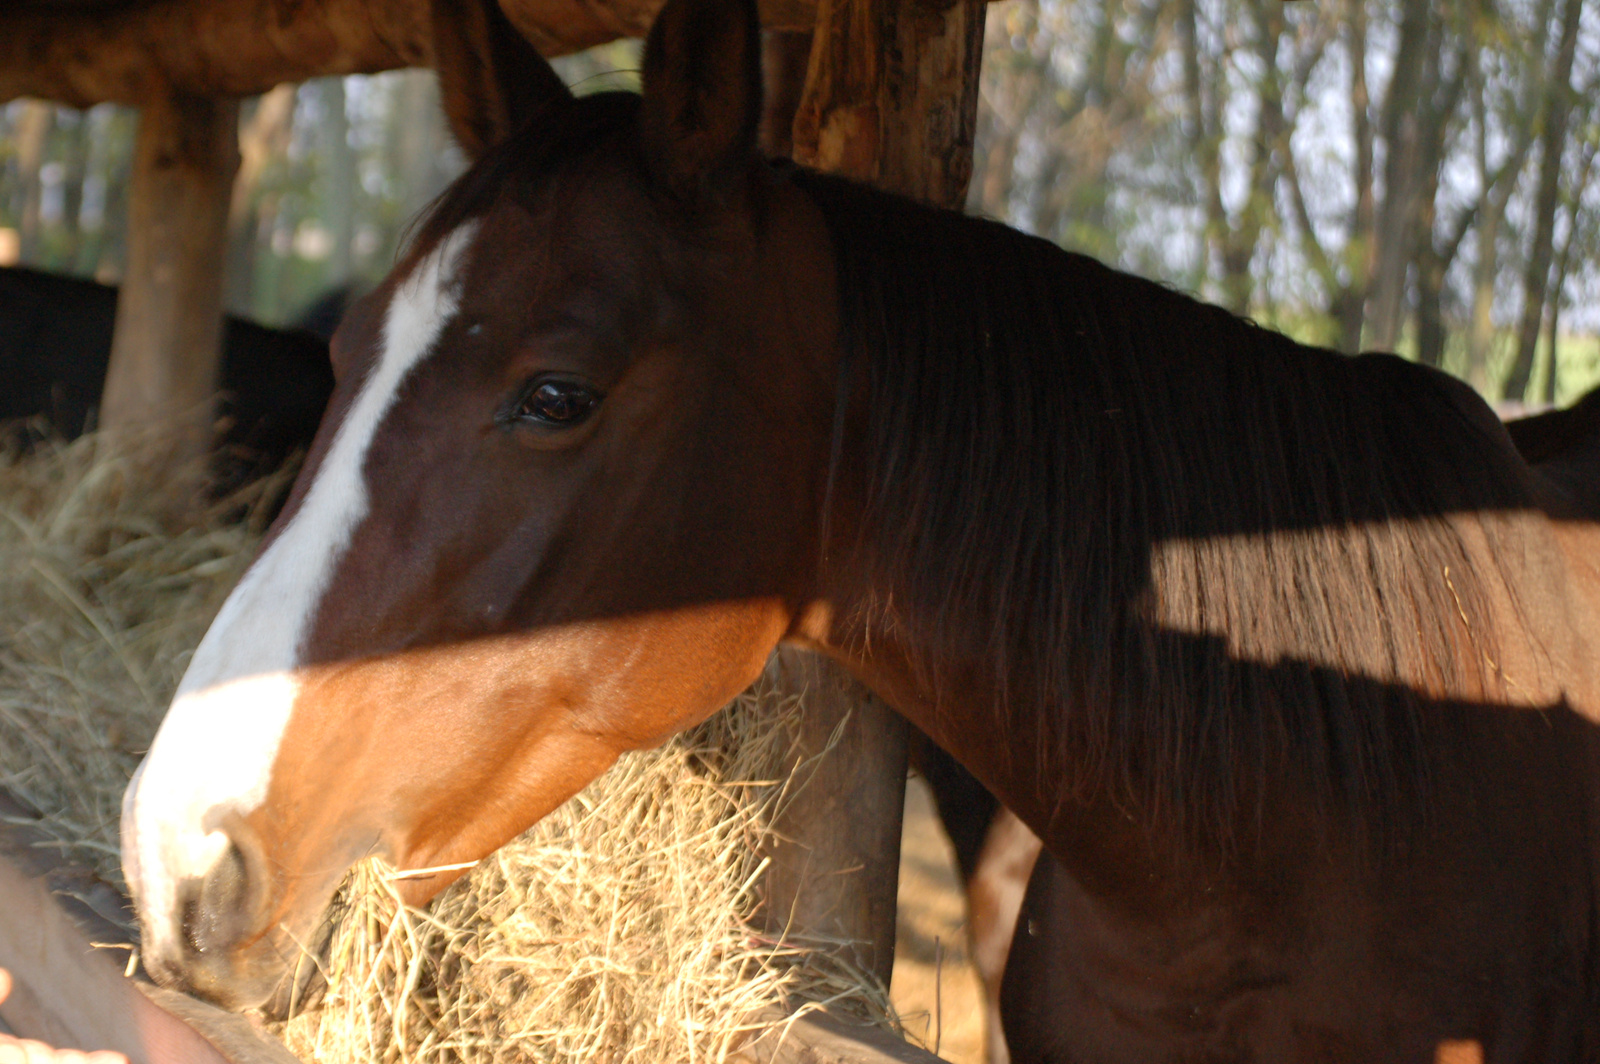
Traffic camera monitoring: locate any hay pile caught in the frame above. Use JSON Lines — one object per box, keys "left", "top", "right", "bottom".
{"left": 0, "top": 432, "right": 898, "bottom": 1063}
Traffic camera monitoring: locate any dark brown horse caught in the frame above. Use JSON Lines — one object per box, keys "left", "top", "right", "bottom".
{"left": 121, "top": 0, "right": 1600, "bottom": 1058}
{"left": 919, "top": 383, "right": 1600, "bottom": 1063}
{"left": 1507, "top": 388, "right": 1600, "bottom": 521}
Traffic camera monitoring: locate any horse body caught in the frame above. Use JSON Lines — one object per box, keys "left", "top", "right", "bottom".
{"left": 799, "top": 309, "right": 1600, "bottom": 1058}
{"left": 0, "top": 265, "right": 335, "bottom": 484}
{"left": 1511, "top": 389, "right": 1600, "bottom": 521}
{"left": 118, "top": 0, "right": 1600, "bottom": 1058}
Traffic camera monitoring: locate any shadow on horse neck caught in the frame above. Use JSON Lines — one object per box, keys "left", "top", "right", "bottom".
{"left": 787, "top": 167, "right": 1575, "bottom": 855}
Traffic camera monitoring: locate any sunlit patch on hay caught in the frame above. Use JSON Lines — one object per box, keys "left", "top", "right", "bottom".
{"left": 0, "top": 430, "right": 897, "bottom": 1063}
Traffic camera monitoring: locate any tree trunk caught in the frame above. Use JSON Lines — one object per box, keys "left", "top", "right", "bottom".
{"left": 1338, "top": 0, "right": 1373, "bottom": 353}
{"left": 318, "top": 77, "right": 356, "bottom": 289}
{"left": 1541, "top": 258, "right": 1566, "bottom": 407}
{"left": 1181, "top": 0, "right": 1227, "bottom": 302}
{"left": 1366, "top": 0, "right": 1433, "bottom": 353}
{"left": 1462, "top": 48, "right": 1540, "bottom": 396}
{"left": 972, "top": 104, "right": 1020, "bottom": 220}
{"left": 50, "top": 111, "right": 91, "bottom": 271}
{"left": 226, "top": 84, "right": 297, "bottom": 316}
{"left": 1214, "top": 0, "right": 1287, "bottom": 317}
{"left": 391, "top": 70, "right": 453, "bottom": 241}
{"left": 1465, "top": 195, "right": 1507, "bottom": 394}
{"left": 1539, "top": 134, "right": 1595, "bottom": 405}
{"left": 11, "top": 100, "right": 53, "bottom": 264}
{"left": 1414, "top": 170, "right": 1447, "bottom": 371}
{"left": 100, "top": 89, "right": 238, "bottom": 467}
{"left": 89, "top": 108, "right": 136, "bottom": 283}
{"left": 1406, "top": 33, "right": 1468, "bottom": 369}
{"left": 1503, "top": 0, "right": 1582, "bottom": 402}
{"left": 766, "top": 0, "right": 984, "bottom": 991}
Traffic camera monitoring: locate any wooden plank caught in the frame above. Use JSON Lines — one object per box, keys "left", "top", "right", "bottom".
{"left": 736, "top": 1008, "right": 952, "bottom": 1064}
{"left": 98, "top": 88, "right": 238, "bottom": 469}
{"left": 0, "top": 1, "right": 429, "bottom": 109}
{"left": 0, "top": 0, "right": 816, "bottom": 110}
{"left": 0, "top": 791, "right": 300, "bottom": 1064}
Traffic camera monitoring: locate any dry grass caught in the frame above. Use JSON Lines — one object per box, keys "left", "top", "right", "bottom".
{"left": 0, "top": 431, "right": 266, "bottom": 886}
{"left": 0, "top": 431, "right": 900, "bottom": 1063}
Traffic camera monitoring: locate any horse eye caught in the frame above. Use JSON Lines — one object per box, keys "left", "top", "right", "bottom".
{"left": 512, "top": 379, "right": 601, "bottom": 427}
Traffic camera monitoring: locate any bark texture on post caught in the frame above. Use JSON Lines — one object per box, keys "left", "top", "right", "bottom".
{"left": 100, "top": 89, "right": 239, "bottom": 464}
{"left": 791, "top": 0, "right": 985, "bottom": 206}
{"left": 759, "top": 0, "right": 984, "bottom": 997}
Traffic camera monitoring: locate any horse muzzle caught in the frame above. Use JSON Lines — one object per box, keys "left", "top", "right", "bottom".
{"left": 135, "top": 815, "right": 334, "bottom": 1015}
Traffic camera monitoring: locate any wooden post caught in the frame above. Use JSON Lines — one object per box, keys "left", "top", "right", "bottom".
{"left": 760, "top": 30, "right": 814, "bottom": 158}
{"left": 99, "top": 88, "right": 238, "bottom": 463}
{"left": 761, "top": 648, "right": 908, "bottom": 983}
{"left": 791, "top": 0, "right": 984, "bottom": 208}
{"left": 757, "top": 0, "right": 985, "bottom": 1004}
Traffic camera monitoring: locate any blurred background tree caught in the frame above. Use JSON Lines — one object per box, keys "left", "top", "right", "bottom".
{"left": 968, "top": 0, "right": 1600, "bottom": 404}
{"left": 1, "top": 6, "right": 1596, "bottom": 403}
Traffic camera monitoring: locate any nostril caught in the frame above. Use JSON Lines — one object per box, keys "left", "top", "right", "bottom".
{"left": 182, "top": 812, "right": 274, "bottom": 957}
{"left": 184, "top": 842, "right": 247, "bottom": 954}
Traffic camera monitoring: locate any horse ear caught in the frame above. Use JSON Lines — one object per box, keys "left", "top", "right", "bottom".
{"left": 638, "top": 0, "right": 764, "bottom": 200}
{"left": 432, "top": 0, "right": 572, "bottom": 160}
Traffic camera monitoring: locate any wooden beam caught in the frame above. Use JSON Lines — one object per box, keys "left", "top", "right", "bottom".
{"left": 98, "top": 88, "right": 239, "bottom": 464}
{"left": 0, "top": 0, "right": 820, "bottom": 110}
{"left": 0, "top": 0, "right": 430, "bottom": 109}
{"left": 754, "top": 0, "right": 985, "bottom": 1046}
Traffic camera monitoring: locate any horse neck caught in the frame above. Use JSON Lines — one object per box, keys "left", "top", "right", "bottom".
{"left": 788, "top": 170, "right": 1600, "bottom": 869}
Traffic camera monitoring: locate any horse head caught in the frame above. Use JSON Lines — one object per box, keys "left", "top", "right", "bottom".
{"left": 120, "top": 0, "right": 840, "bottom": 1008}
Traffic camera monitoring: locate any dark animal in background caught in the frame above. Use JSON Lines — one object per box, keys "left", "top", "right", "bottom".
{"left": 0, "top": 266, "right": 336, "bottom": 485}
{"left": 288, "top": 285, "right": 358, "bottom": 345}
{"left": 1506, "top": 386, "right": 1600, "bottom": 519}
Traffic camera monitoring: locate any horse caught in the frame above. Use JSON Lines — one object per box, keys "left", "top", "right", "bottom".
{"left": 1506, "top": 387, "right": 1600, "bottom": 521}
{"left": 913, "top": 382, "right": 1600, "bottom": 1063}
{"left": 119, "top": 0, "right": 1600, "bottom": 1057}
{"left": 0, "top": 266, "right": 336, "bottom": 487}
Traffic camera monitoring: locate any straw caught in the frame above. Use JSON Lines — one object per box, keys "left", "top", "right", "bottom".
{"left": 0, "top": 430, "right": 899, "bottom": 1063}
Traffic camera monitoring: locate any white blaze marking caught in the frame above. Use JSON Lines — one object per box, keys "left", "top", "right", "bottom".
{"left": 121, "top": 223, "right": 479, "bottom": 962}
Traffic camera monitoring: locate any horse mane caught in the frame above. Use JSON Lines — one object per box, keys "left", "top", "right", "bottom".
{"left": 791, "top": 169, "right": 1535, "bottom": 842}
